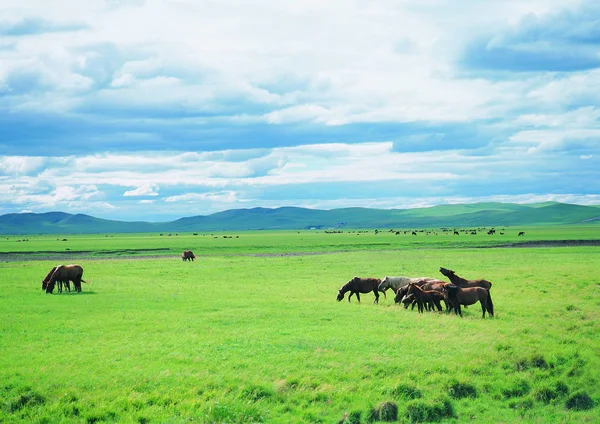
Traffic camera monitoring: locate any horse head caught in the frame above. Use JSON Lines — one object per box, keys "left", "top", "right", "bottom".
{"left": 439, "top": 267, "right": 455, "bottom": 278}
{"left": 378, "top": 277, "right": 390, "bottom": 292}
{"left": 336, "top": 289, "right": 344, "bottom": 301}
{"left": 402, "top": 293, "right": 415, "bottom": 308}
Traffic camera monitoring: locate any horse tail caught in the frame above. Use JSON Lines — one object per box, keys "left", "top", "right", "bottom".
{"left": 486, "top": 290, "right": 494, "bottom": 317}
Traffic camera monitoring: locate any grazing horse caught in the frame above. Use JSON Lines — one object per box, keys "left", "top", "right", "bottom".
{"left": 337, "top": 277, "right": 385, "bottom": 304}
{"left": 439, "top": 267, "right": 492, "bottom": 290}
{"left": 407, "top": 283, "right": 444, "bottom": 313}
{"left": 378, "top": 276, "right": 435, "bottom": 294}
{"left": 45, "top": 264, "right": 87, "bottom": 294}
{"left": 443, "top": 285, "right": 494, "bottom": 318}
{"left": 42, "top": 266, "right": 70, "bottom": 294}
{"left": 182, "top": 250, "right": 196, "bottom": 261}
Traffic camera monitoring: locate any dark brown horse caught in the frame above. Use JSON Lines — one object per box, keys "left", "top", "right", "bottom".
{"left": 439, "top": 267, "right": 492, "bottom": 290}
{"left": 41, "top": 266, "right": 70, "bottom": 294}
{"left": 407, "top": 283, "right": 444, "bottom": 313}
{"left": 443, "top": 284, "right": 494, "bottom": 318}
{"left": 45, "top": 264, "right": 87, "bottom": 294}
{"left": 182, "top": 250, "right": 196, "bottom": 261}
{"left": 337, "top": 277, "right": 385, "bottom": 304}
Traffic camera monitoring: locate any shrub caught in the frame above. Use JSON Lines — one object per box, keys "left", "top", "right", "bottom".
{"left": 448, "top": 380, "right": 477, "bottom": 399}
{"left": 368, "top": 401, "right": 398, "bottom": 422}
{"left": 565, "top": 391, "right": 594, "bottom": 411}
{"left": 405, "top": 398, "right": 455, "bottom": 423}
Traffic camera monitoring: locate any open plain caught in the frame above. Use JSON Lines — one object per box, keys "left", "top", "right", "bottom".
{"left": 1, "top": 226, "right": 599, "bottom": 423}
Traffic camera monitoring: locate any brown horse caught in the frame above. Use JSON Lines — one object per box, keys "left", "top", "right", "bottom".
{"left": 41, "top": 266, "right": 70, "bottom": 294}
{"left": 439, "top": 267, "right": 492, "bottom": 289}
{"left": 337, "top": 277, "right": 385, "bottom": 304}
{"left": 395, "top": 279, "right": 451, "bottom": 310}
{"left": 182, "top": 250, "right": 196, "bottom": 261}
{"left": 45, "top": 264, "right": 87, "bottom": 294}
{"left": 443, "top": 284, "right": 494, "bottom": 318}
{"left": 407, "top": 283, "right": 444, "bottom": 313}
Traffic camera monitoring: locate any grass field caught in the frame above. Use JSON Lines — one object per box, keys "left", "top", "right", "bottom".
{"left": 1, "top": 227, "right": 599, "bottom": 423}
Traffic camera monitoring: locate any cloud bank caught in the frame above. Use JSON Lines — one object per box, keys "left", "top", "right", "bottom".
{"left": 0, "top": 0, "right": 598, "bottom": 220}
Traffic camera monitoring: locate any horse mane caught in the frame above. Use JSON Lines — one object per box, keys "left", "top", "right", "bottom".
{"left": 49, "top": 265, "right": 65, "bottom": 283}
{"left": 42, "top": 266, "right": 58, "bottom": 283}
{"left": 408, "top": 283, "right": 426, "bottom": 293}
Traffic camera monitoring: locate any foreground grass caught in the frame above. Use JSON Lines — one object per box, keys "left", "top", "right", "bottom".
{"left": 1, "top": 237, "right": 599, "bottom": 422}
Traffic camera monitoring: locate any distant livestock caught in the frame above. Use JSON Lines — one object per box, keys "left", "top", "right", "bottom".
{"left": 518, "top": 231, "right": 525, "bottom": 236}
{"left": 182, "top": 250, "right": 196, "bottom": 261}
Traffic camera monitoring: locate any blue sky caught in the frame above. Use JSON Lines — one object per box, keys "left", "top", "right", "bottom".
{"left": 1, "top": 0, "right": 599, "bottom": 221}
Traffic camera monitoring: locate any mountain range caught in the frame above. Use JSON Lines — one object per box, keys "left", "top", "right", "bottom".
{"left": 1, "top": 202, "right": 599, "bottom": 234}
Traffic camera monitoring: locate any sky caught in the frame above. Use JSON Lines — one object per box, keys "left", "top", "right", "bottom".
{"left": 1, "top": 0, "right": 599, "bottom": 222}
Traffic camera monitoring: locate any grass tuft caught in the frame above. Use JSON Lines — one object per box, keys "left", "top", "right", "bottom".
{"left": 240, "top": 384, "right": 274, "bottom": 402}
{"left": 405, "top": 398, "right": 455, "bottom": 423}
{"left": 388, "top": 384, "right": 422, "bottom": 400}
{"left": 338, "top": 410, "right": 361, "bottom": 424}
{"left": 565, "top": 391, "right": 594, "bottom": 411}
{"left": 448, "top": 380, "right": 477, "bottom": 399}
{"left": 7, "top": 390, "right": 45, "bottom": 412}
{"left": 368, "top": 401, "right": 398, "bottom": 422}
{"left": 534, "top": 381, "right": 569, "bottom": 404}
{"left": 502, "top": 379, "right": 531, "bottom": 398}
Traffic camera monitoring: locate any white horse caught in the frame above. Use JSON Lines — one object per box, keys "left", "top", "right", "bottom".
{"left": 377, "top": 276, "right": 436, "bottom": 294}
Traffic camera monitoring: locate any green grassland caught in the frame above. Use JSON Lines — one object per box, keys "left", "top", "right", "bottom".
{"left": 1, "top": 227, "right": 599, "bottom": 423}
{"left": 1, "top": 224, "right": 599, "bottom": 258}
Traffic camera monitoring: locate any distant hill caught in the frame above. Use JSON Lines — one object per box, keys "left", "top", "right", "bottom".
{"left": 1, "top": 202, "right": 599, "bottom": 234}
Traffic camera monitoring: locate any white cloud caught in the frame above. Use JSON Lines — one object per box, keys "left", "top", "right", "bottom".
{"left": 1, "top": 1, "right": 599, "bottom": 220}
{"left": 164, "top": 191, "right": 238, "bottom": 203}
{"left": 123, "top": 183, "right": 159, "bottom": 196}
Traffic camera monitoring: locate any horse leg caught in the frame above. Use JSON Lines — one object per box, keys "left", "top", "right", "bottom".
{"left": 434, "top": 299, "right": 442, "bottom": 312}
{"left": 487, "top": 291, "right": 494, "bottom": 317}
{"left": 356, "top": 292, "right": 361, "bottom": 303}
{"left": 373, "top": 290, "right": 379, "bottom": 304}
{"left": 480, "top": 300, "right": 486, "bottom": 318}
{"left": 348, "top": 292, "right": 354, "bottom": 302}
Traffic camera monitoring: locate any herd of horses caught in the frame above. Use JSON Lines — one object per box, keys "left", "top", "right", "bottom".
{"left": 336, "top": 267, "right": 494, "bottom": 318}
{"left": 40, "top": 251, "right": 493, "bottom": 319}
